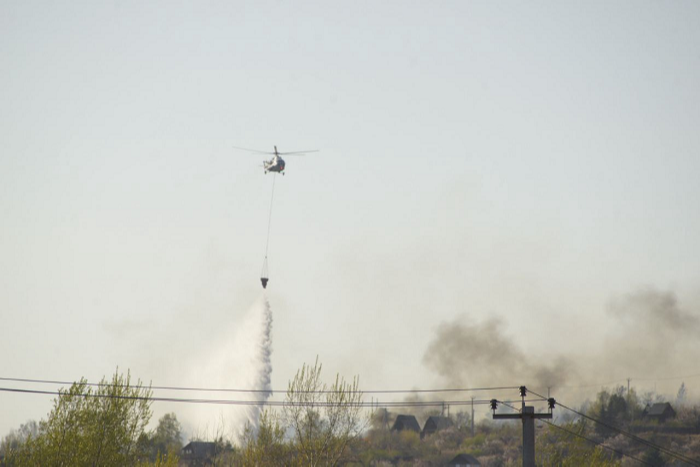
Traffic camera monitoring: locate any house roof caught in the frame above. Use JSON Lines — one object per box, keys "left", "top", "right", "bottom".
{"left": 182, "top": 441, "right": 217, "bottom": 459}
{"left": 647, "top": 402, "right": 675, "bottom": 416}
{"left": 392, "top": 414, "right": 421, "bottom": 432}
{"left": 424, "top": 415, "right": 454, "bottom": 431}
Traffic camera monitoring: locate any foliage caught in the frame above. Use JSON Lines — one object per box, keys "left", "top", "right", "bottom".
{"left": 0, "top": 421, "right": 38, "bottom": 459}
{"left": 641, "top": 448, "right": 665, "bottom": 467}
{"left": 353, "top": 418, "right": 523, "bottom": 465}
{"left": 136, "top": 451, "right": 179, "bottom": 467}
{"left": 369, "top": 408, "right": 392, "bottom": 431}
{"left": 231, "top": 358, "right": 366, "bottom": 466}
{"left": 537, "top": 420, "right": 620, "bottom": 466}
{"left": 236, "top": 410, "right": 287, "bottom": 466}
{"left": 6, "top": 372, "right": 700, "bottom": 466}
{"left": 4, "top": 370, "right": 153, "bottom": 466}
{"left": 355, "top": 429, "right": 433, "bottom": 464}
{"left": 676, "top": 405, "right": 700, "bottom": 429}
{"left": 138, "top": 413, "right": 183, "bottom": 463}
{"left": 587, "top": 386, "right": 646, "bottom": 437}
{"left": 208, "top": 437, "right": 236, "bottom": 466}
{"left": 453, "top": 410, "right": 472, "bottom": 431}
{"left": 282, "top": 357, "right": 366, "bottom": 466}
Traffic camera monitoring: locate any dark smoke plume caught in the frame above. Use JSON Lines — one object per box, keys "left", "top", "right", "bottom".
{"left": 422, "top": 316, "right": 575, "bottom": 389}
{"left": 423, "top": 288, "right": 700, "bottom": 399}
{"left": 603, "top": 288, "right": 700, "bottom": 377}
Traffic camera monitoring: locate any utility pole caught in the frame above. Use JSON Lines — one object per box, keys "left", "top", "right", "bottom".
{"left": 471, "top": 397, "right": 475, "bottom": 437}
{"left": 491, "top": 386, "right": 555, "bottom": 467}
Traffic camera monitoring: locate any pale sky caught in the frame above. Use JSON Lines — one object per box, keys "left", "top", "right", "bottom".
{"left": 2, "top": 1, "right": 700, "bottom": 436}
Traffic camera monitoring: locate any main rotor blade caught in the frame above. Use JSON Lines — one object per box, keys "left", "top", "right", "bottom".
{"left": 277, "top": 150, "right": 319, "bottom": 155}
{"left": 232, "top": 145, "right": 275, "bottom": 155}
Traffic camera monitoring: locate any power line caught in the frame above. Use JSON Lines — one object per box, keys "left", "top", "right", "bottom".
{"left": 556, "top": 402, "right": 699, "bottom": 466}
{"left": 532, "top": 371, "right": 700, "bottom": 391}
{"left": 0, "top": 376, "right": 518, "bottom": 395}
{"left": 545, "top": 379, "right": 630, "bottom": 390}
{"left": 0, "top": 386, "right": 505, "bottom": 408}
{"left": 631, "top": 372, "right": 700, "bottom": 382}
{"left": 528, "top": 390, "right": 700, "bottom": 467}
{"left": 539, "top": 419, "right": 654, "bottom": 466}
{"left": 496, "top": 402, "right": 644, "bottom": 465}
{"left": 501, "top": 399, "right": 686, "bottom": 466}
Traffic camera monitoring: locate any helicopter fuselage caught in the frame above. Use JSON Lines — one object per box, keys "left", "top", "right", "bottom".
{"left": 263, "top": 155, "right": 285, "bottom": 174}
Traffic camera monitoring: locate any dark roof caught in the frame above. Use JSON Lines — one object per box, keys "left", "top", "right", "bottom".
{"left": 424, "top": 415, "right": 453, "bottom": 431}
{"left": 392, "top": 414, "right": 421, "bottom": 432}
{"left": 448, "top": 453, "right": 481, "bottom": 466}
{"left": 182, "top": 441, "right": 217, "bottom": 459}
{"left": 647, "top": 402, "right": 675, "bottom": 416}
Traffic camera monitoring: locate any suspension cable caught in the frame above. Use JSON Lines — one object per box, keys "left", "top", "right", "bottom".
{"left": 264, "top": 173, "right": 276, "bottom": 259}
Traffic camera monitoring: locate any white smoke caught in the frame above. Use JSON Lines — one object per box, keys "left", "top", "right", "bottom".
{"left": 180, "top": 295, "right": 273, "bottom": 440}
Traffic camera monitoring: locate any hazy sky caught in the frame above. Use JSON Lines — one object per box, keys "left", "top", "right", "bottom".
{"left": 2, "top": 1, "right": 700, "bottom": 436}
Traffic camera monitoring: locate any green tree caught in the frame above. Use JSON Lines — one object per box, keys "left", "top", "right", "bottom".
{"left": 140, "top": 413, "right": 183, "bottom": 461}
{"left": 237, "top": 410, "right": 287, "bottom": 466}
{"left": 588, "top": 386, "right": 640, "bottom": 437}
{"left": 282, "top": 357, "right": 367, "bottom": 466}
{"left": 537, "top": 421, "right": 620, "bottom": 466}
{"left": 7, "top": 370, "right": 153, "bottom": 466}
{"left": 0, "top": 420, "right": 38, "bottom": 460}
{"left": 136, "top": 452, "right": 180, "bottom": 467}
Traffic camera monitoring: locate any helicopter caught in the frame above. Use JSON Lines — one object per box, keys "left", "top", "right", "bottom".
{"left": 232, "top": 144, "right": 318, "bottom": 289}
{"left": 233, "top": 145, "right": 318, "bottom": 174}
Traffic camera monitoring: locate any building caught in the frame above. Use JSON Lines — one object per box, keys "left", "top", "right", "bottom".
{"left": 421, "top": 415, "right": 453, "bottom": 438}
{"left": 391, "top": 415, "right": 421, "bottom": 433}
{"left": 179, "top": 441, "right": 217, "bottom": 466}
{"left": 643, "top": 402, "right": 676, "bottom": 423}
{"left": 447, "top": 453, "right": 481, "bottom": 466}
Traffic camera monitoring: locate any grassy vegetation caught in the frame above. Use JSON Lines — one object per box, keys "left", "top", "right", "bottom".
{"left": 3, "top": 375, "right": 700, "bottom": 466}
